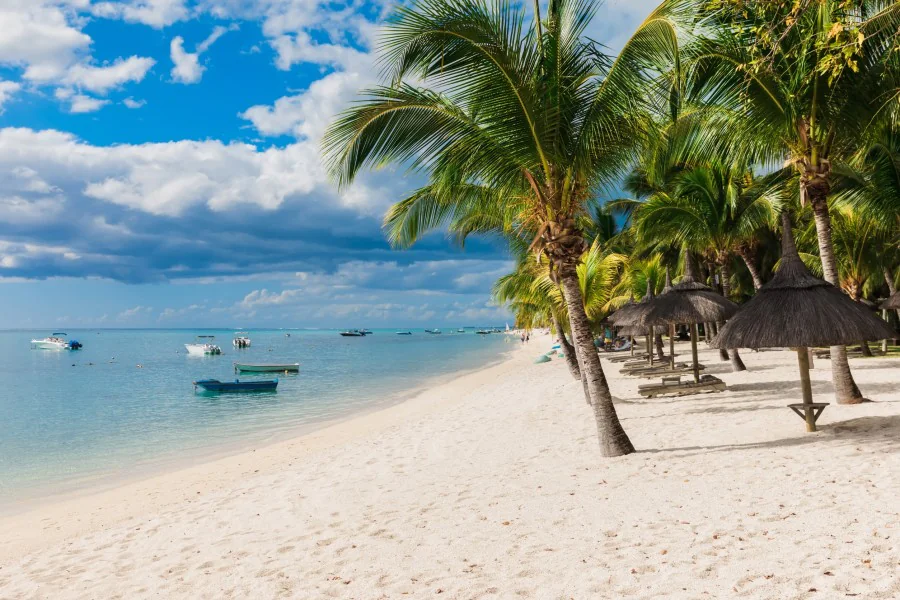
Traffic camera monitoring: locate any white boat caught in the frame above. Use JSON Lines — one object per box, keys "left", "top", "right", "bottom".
{"left": 31, "top": 332, "right": 81, "bottom": 350}
{"left": 233, "top": 333, "right": 251, "bottom": 348}
{"left": 185, "top": 335, "right": 222, "bottom": 356}
{"left": 185, "top": 343, "right": 222, "bottom": 356}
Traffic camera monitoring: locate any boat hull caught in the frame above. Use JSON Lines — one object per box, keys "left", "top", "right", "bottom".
{"left": 194, "top": 379, "right": 278, "bottom": 392}
{"left": 234, "top": 363, "right": 300, "bottom": 373}
{"left": 185, "top": 344, "right": 222, "bottom": 356}
{"left": 31, "top": 340, "right": 68, "bottom": 350}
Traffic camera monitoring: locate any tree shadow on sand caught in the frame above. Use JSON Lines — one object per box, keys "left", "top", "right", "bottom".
{"left": 639, "top": 415, "right": 900, "bottom": 457}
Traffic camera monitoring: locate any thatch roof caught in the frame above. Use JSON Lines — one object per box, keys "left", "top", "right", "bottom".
{"left": 713, "top": 212, "right": 897, "bottom": 349}
{"left": 638, "top": 253, "right": 738, "bottom": 326}
{"left": 609, "top": 294, "right": 638, "bottom": 325}
{"left": 617, "top": 324, "right": 649, "bottom": 337}
{"left": 610, "top": 282, "right": 655, "bottom": 326}
{"left": 882, "top": 291, "right": 900, "bottom": 310}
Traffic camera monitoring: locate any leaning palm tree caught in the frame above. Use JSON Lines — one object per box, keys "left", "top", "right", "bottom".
{"left": 324, "top": 0, "right": 689, "bottom": 456}
{"left": 683, "top": 0, "right": 900, "bottom": 403}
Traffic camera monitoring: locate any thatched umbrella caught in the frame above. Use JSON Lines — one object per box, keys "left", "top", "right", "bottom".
{"left": 638, "top": 253, "right": 739, "bottom": 383}
{"left": 714, "top": 212, "right": 896, "bottom": 432}
{"left": 882, "top": 292, "right": 900, "bottom": 310}
{"left": 612, "top": 282, "right": 661, "bottom": 366}
{"left": 610, "top": 294, "right": 638, "bottom": 356}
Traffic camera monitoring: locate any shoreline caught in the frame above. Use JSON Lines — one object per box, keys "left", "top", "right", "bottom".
{"left": 0, "top": 333, "right": 533, "bottom": 560}
{"left": 3, "top": 336, "right": 898, "bottom": 599}
{"left": 0, "top": 335, "right": 518, "bottom": 515}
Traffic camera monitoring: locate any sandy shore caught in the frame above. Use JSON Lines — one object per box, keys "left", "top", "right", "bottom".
{"left": 2, "top": 332, "right": 899, "bottom": 599}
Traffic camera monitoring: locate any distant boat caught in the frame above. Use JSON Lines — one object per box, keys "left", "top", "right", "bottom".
{"left": 31, "top": 333, "right": 82, "bottom": 350}
{"left": 194, "top": 379, "right": 278, "bottom": 393}
{"left": 233, "top": 332, "right": 251, "bottom": 348}
{"left": 476, "top": 330, "right": 491, "bottom": 335}
{"left": 185, "top": 336, "right": 222, "bottom": 355}
{"left": 234, "top": 362, "right": 299, "bottom": 373}
{"left": 457, "top": 328, "right": 465, "bottom": 333}
{"left": 396, "top": 331, "right": 412, "bottom": 335}
{"left": 340, "top": 330, "right": 365, "bottom": 337}
{"left": 285, "top": 333, "right": 291, "bottom": 337}
{"left": 360, "top": 329, "right": 373, "bottom": 335}
{"left": 424, "top": 329, "right": 442, "bottom": 334}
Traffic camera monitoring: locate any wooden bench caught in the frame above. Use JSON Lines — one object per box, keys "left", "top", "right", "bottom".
{"left": 787, "top": 402, "right": 829, "bottom": 431}
{"left": 638, "top": 375, "right": 726, "bottom": 398}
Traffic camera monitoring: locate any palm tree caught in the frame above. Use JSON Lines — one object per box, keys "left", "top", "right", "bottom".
{"left": 684, "top": 0, "right": 900, "bottom": 403}
{"left": 324, "top": 0, "right": 688, "bottom": 456}
{"left": 629, "top": 161, "right": 780, "bottom": 370}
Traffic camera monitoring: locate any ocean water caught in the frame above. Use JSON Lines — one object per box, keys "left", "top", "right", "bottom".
{"left": 0, "top": 328, "right": 512, "bottom": 506}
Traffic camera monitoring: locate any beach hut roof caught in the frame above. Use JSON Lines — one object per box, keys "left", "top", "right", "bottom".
{"left": 882, "top": 291, "right": 900, "bottom": 310}
{"left": 638, "top": 253, "right": 738, "bottom": 326}
{"left": 610, "top": 283, "right": 655, "bottom": 325}
{"left": 617, "top": 324, "right": 650, "bottom": 337}
{"left": 713, "top": 212, "right": 897, "bottom": 349}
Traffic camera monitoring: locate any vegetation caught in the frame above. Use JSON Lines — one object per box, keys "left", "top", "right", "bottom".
{"left": 326, "top": 0, "right": 900, "bottom": 456}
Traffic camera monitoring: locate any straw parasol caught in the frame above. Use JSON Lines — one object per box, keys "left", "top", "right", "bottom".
{"left": 882, "top": 292, "right": 900, "bottom": 310}
{"left": 714, "top": 211, "right": 896, "bottom": 431}
{"left": 638, "top": 253, "right": 739, "bottom": 382}
{"left": 613, "top": 281, "right": 664, "bottom": 366}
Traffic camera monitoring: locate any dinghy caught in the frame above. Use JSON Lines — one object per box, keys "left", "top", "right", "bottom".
{"left": 194, "top": 379, "right": 278, "bottom": 392}
{"left": 234, "top": 362, "right": 299, "bottom": 373}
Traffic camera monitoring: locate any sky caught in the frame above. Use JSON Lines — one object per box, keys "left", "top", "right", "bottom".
{"left": 0, "top": 0, "right": 658, "bottom": 329}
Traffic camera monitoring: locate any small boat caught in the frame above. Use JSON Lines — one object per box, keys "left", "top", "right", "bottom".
{"left": 457, "top": 328, "right": 465, "bottom": 333}
{"left": 360, "top": 329, "right": 373, "bottom": 335}
{"left": 396, "top": 331, "right": 412, "bottom": 335}
{"left": 185, "top": 336, "right": 222, "bottom": 355}
{"left": 31, "top": 333, "right": 82, "bottom": 350}
{"left": 193, "top": 378, "right": 278, "bottom": 393}
{"left": 233, "top": 333, "right": 251, "bottom": 348}
{"left": 234, "top": 362, "right": 300, "bottom": 373}
{"left": 340, "top": 330, "right": 365, "bottom": 337}
{"left": 424, "top": 329, "right": 442, "bottom": 334}
{"left": 476, "top": 329, "right": 491, "bottom": 335}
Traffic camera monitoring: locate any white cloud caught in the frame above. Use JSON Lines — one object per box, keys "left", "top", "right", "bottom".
{"left": 91, "top": 0, "right": 189, "bottom": 28}
{"left": 64, "top": 56, "right": 156, "bottom": 93}
{"left": 170, "top": 25, "right": 236, "bottom": 84}
{"left": 0, "top": 1, "right": 92, "bottom": 83}
{"left": 117, "top": 305, "right": 153, "bottom": 320}
{"left": 55, "top": 89, "right": 109, "bottom": 114}
{"left": 123, "top": 97, "right": 146, "bottom": 109}
{"left": 0, "top": 80, "right": 21, "bottom": 112}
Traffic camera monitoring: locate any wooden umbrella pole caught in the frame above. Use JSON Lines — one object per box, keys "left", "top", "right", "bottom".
{"left": 669, "top": 324, "right": 675, "bottom": 370}
{"left": 690, "top": 323, "right": 700, "bottom": 383}
{"left": 797, "top": 347, "right": 816, "bottom": 433}
{"left": 630, "top": 335, "right": 634, "bottom": 356}
{"left": 647, "top": 334, "right": 654, "bottom": 366}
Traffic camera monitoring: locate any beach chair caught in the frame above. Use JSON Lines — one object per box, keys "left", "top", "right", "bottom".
{"left": 627, "top": 363, "right": 706, "bottom": 379}
{"left": 637, "top": 374, "right": 726, "bottom": 398}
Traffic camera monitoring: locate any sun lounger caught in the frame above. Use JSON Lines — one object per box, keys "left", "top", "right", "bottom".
{"left": 626, "top": 364, "right": 705, "bottom": 379}
{"left": 637, "top": 374, "right": 726, "bottom": 398}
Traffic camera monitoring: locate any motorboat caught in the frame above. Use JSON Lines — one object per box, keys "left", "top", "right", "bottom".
{"left": 194, "top": 379, "right": 278, "bottom": 393}
{"left": 340, "top": 330, "right": 365, "bottom": 337}
{"left": 233, "top": 333, "right": 251, "bottom": 348}
{"left": 396, "top": 331, "right": 412, "bottom": 335}
{"left": 424, "top": 329, "right": 442, "bottom": 334}
{"left": 185, "top": 335, "right": 222, "bottom": 356}
{"left": 360, "top": 329, "right": 373, "bottom": 335}
{"left": 457, "top": 328, "right": 465, "bottom": 333}
{"left": 234, "top": 362, "right": 299, "bottom": 373}
{"left": 476, "top": 329, "right": 492, "bottom": 335}
{"left": 31, "top": 333, "right": 82, "bottom": 350}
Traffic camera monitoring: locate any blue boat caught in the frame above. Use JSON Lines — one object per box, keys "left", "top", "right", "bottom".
{"left": 193, "top": 378, "right": 278, "bottom": 393}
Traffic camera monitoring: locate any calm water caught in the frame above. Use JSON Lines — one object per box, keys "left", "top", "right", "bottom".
{"left": 0, "top": 329, "right": 512, "bottom": 505}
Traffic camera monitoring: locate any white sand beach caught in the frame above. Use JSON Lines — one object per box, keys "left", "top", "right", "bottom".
{"left": 2, "top": 332, "right": 899, "bottom": 599}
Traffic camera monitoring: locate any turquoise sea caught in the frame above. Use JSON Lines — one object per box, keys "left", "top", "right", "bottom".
{"left": 0, "top": 328, "right": 512, "bottom": 508}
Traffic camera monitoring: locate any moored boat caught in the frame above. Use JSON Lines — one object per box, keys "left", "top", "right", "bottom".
{"left": 31, "top": 333, "right": 82, "bottom": 350}
{"left": 340, "top": 330, "right": 365, "bottom": 337}
{"left": 185, "top": 335, "right": 222, "bottom": 355}
{"left": 193, "top": 378, "right": 278, "bottom": 393}
{"left": 234, "top": 362, "right": 300, "bottom": 373}
{"left": 424, "top": 329, "right": 442, "bottom": 334}
{"left": 233, "top": 333, "right": 251, "bottom": 348}
{"left": 396, "top": 331, "right": 412, "bottom": 335}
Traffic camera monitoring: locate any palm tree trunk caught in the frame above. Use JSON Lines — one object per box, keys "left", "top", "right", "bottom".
{"left": 654, "top": 332, "right": 665, "bottom": 360}
{"left": 737, "top": 245, "right": 764, "bottom": 290}
{"left": 859, "top": 341, "right": 873, "bottom": 357}
{"left": 708, "top": 320, "right": 730, "bottom": 361}
{"left": 810, "top": 196, "right": 865, "bottom": 404}
{"left": 558, "top": 264, "right": 634, "bottom": 457}
{"left": 719, "top": 262, "right": 746, "bottom": 371}
{"left": 885, "top": 266, "right": 900, "bottom": 324}
{"left": 551, "top": 311, "right": 580, "bottom": 380}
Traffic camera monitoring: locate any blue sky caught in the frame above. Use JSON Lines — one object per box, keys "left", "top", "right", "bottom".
{"left": 0, "top": 0, "right": 657, "bottom": 329}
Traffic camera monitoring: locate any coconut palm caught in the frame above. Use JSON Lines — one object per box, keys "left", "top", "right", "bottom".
{"left": 324, "top": 0, "right": 690, "bottom": 455}
{"left": 683, "top": 0, "right": 900, "bottom": 403}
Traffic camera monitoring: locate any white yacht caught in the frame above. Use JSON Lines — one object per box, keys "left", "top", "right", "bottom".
{"left": 233, "top": 333, "right": 251, "bottom": 348}
{"left": 184, "top": 335, "right": 222, "bottom": 356}
{"left": 31, "top": 333, "right": 81, "bottom": 350}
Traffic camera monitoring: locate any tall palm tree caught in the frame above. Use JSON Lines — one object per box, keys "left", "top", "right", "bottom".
{"left": 629, "top": 162, "right": 780, "bottom": 370}
{"left": 684, "top": 0, "right": 900, "bottom": 403}
{"left": 324, "top": 0, "right": 688, "bottom": 456}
